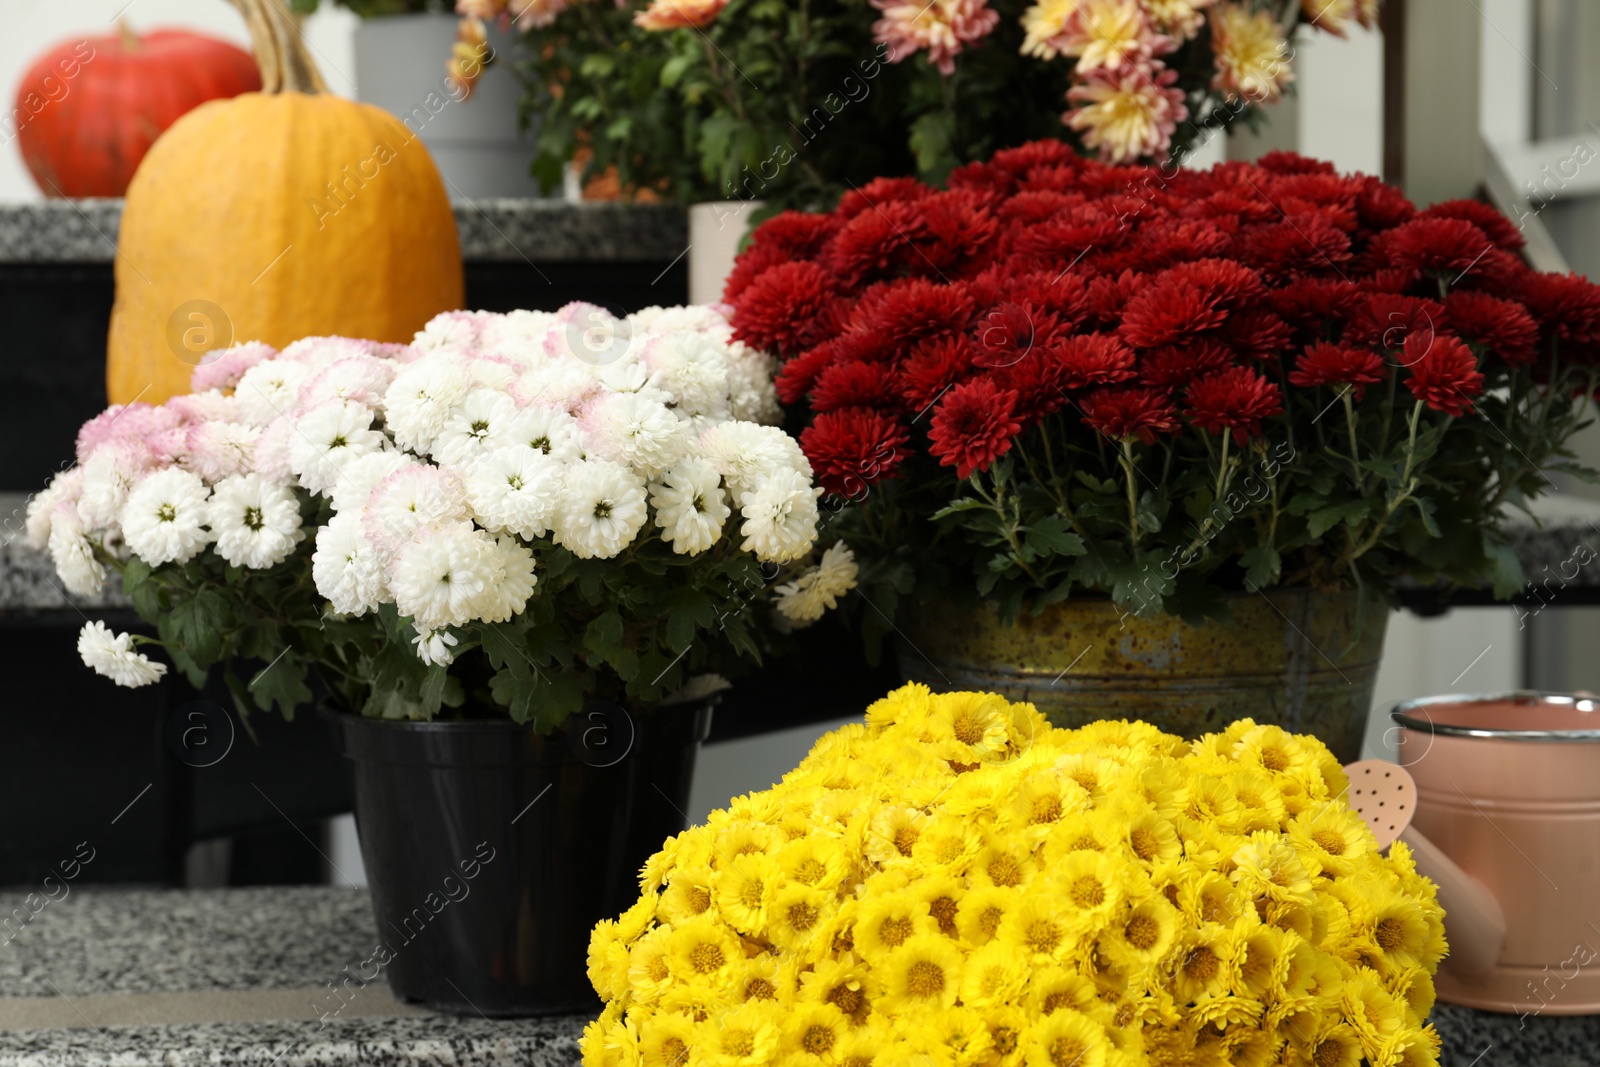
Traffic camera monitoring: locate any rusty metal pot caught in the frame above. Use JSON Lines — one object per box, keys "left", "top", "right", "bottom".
{"left": 896, "top": 587, "right": 1387, "bottom": 762}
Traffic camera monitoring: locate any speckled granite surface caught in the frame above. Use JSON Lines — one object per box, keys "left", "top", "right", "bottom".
{"left": 0, "top": 887, "right": 585, "bottom": 1066}
{"left": 0, "top": 200, "right": 687, "bottom": 264}
{"left": 0, "top": 886, "right": 1590, "bottom": 1066}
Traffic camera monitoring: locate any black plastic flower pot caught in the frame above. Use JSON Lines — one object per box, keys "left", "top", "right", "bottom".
{"left": 323, "top": 698, "right": 713, "bottom": 1017}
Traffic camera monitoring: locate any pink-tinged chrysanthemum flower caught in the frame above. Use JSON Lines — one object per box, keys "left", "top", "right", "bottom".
{"left": 1055, "top": 0, "right": 1171, "bottom": 74}
{"left": 635, "top": 0, "right": 728, "bottom": 31}
{"left": 872, "top": 0, "right": 1000, "bottom": 76}
{"left": 1144, "top": 0, "right": 1216, "bottom": 41}
{"left": 1210, "top": 3, "right": 1293, "bottom": 103}
{"left": 190, "top": 341, "right": 277, "bottom": 393}
{"left": 1021, "top": 0, "right": 1080, "bottom": 58}
{"left": 1064, "top": 62, "right": 1188, "bottom": 164}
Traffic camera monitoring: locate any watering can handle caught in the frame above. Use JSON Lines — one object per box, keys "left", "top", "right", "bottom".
{"left": 1399, "top": 825, "right": 1506, "bottom": 976}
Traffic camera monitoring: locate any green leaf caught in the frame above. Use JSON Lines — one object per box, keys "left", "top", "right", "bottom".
{"left": 169, "top": 589, "right": 230, "bottom": 667}
{"left": 1307, "top": 500, "right": 1370, "bottom": 539}
{"left": 1486, "top": 537, "right": 1525, "bottom": 600}
{"left": 665, "top": 588, "right": 715, "bottom": 653}
{"left": 661, "top": 53, "right": 696, "bottom": 88}
{"left": 1411, "top": 496, "right": 1442, "bottom": 538}
{"left": 248, "top": 653, "right": 313, "bottom": 718}
{"left": 908, "top": 111, "right": 956, "bottom": 180}
{"left": 1239, "top": 546, "right": 1282, "bottom": 591}
{"left": 1025, "top": 516, "right": 1087, "bottom": 558}
{"left": 584, "top": 610, "right": 626, "bottom": 666}
{"left": 418, "top": 665, "right": 448, "bottom": 720}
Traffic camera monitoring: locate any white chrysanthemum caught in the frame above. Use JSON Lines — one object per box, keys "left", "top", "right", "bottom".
{"left": 646, "top": 332, "right": 731, "bottom": 419}
{"left": 185, "top": 420, "right": 260, "bottom": 484}
{"left": 166, "top": 389, "right": 237, "bottom": 424}
{"left": 383, "top": 355, "right": 473, "bottom": 452}
{"left": 77, "top": 621, "right": 166, "bottom": 687}
{"left": 207, "top": 474, "right": 304, "bottom": 570}
{"left": 739, "top": 467, "right": 821, "bottom": 563}
{"left": 234, "top": 359, "right": 314, "bottom": 426}
{"left": 298, "top": 354, "right": 395, "bottom": 411}
{"left": 329, "top": 451, "right": 410, "bottom": 514}
{"left": 592, "top": 354, "right": 657, "bottom": 398}
{"left": 774, "top": 542, "right": 859, "bottom": 625}
{"left": 278, "top": 335, "right": 374, "bottom": 370}
{"left": 480, "top": 309, "right": 559, "bottom": 360}
{"left": 461, "top": 353, "right": 520, "bottom": 391}
{"left": 509, "top": 361, "right": 597, "bottom": 413}
{"left": 25, "top": 468, "right": 83, "bottom": 550}
{"left": 649, "top": 458, "right": 730, "bottom": 555}
{"left": 120, "top": 467, "right": 212, "bottom": 566}
{"left": 581, "top": 391, "right": 689, "bottom": 476}
{"left": 361, "top": 464, "right": 469, "bottom": 557}
{"left": 499, "top": 404, "right": 584, "bottom": 461}
{"left": 287, "top": 401, "right": 386, "bottom": 495}
{"left": 253, "top": 417, "right": 297, "bottom": 484}
{"left": 551, "top": 458, "right": 649, "bottom": 560}
{"left": 475, "top": 535, "right": 538, "bottom": 624}
{"left": 464, "top": 445, "right": 565, "bottom": 539}
{"left": 412, "top": 625, "right": 460, "bottom": 667}
{"left": 698, "top": 421, "right": 813, "bottom": 504}
{"left": 48, "top": 504, "right": 105, "bottom": 596}
{"left": 412, "top": 310, "right": 492, "bottom": 353}
{"left": 628, "top": 304, "right": 734, "bottom": 336}
{"left": 78, "top": 441, "right": 149, "bottom": 529}
{"left": 725, "top": 342, "right": 782, "bottom": 425}
{"left": 432, "top": 388, "right": 519, "bottom": 466}
{"left": 390, "top": 521, "right": 500, "bottom": 629}
{"left": 312, "top": 511, "right": 387, "bottom": 616}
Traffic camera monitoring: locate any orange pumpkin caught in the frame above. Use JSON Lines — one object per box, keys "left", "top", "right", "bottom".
{"left": 106, "top": 0, "right": 464, "bottom": 406}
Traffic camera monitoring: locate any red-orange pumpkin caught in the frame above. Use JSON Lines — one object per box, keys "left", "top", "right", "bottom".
{"left": 14, "top": 26, "right": 260, "bottom": 198}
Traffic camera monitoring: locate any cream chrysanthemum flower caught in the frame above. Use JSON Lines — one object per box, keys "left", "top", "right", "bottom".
{"left": 362, "top": 464, "right": 470, "bottom": 558}
{"left": 390, "top": 521, "right": 500, "bottom": 629}
{"left": 383, "top": 355, "right": 473, "bottom": 452}
{"left": 581, "top": 391, "right": 690, "bottom": 477}
{"left": 1210, "top": 2, "right": 1294, "bottom": 102}
{"left": 649, "top": 458, "right": 730, "bottom": 555}
{"left": 26, "top": 467, "right": 83, "bottom": 550}
{"left": 120, "top": 467, "right": 212, "bottom": 566}
{"left": 474, "top": 535, "right": 538, "bottom": 624}
{"left": 48, "top": 504, "right": 105, "bottom": 597}
{"left": 77, "top": 621, "right": 166, "bottom": 687}
{"left": 207, "top": 473, "right": 304, "bottom": 570}
{"left": 501, "top": 403, "right": 584, "bottom": 461}
{"left": 552, "top": 458, "right": 649, "bottom": 560}
{"left": 739, "top": 468, "right": 821, "bottom": 564}
{"left": 871, "top": 0, "right": 1000, "bottom": 75}
{"left": 465, "top": 445, "right": 566, "bottom": 540}
{"left": 774, "top": 542, "right": 859, "bottom": 624}
{"left": 432, "top": 387, "right": 520, "bottom": 467}
{"left": 1065, "top": 61, "right": 1188, "bottom": 163}
{"left": 312, "top": 512, "right": 388, "bottom": 616}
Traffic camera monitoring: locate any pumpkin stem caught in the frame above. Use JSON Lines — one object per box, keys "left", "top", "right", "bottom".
{"left": 228, "top": 0, "right": 329, "bottom": 94}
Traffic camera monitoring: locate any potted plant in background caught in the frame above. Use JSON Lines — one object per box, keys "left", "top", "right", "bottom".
{"left": 35, "top": 302, "right": 853, "bottom": 1015}
{"left": 723, "top": 140, "right": 1600, "bottom": 760}
{"left": 289, "top": 0, "right": 544, "bottom": 198}
{"left": 488, "top": 0, "right": 1382, "bottom": 297}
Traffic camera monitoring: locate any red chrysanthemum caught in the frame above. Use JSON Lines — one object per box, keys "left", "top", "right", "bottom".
{"left": 947, "top": 160, "right": 1015, "bottom": 200}
{"left": 1288, "top": 342, "right": 1386, "bottom": 400}
{"left": 723, "top": 243, "right": 790, "bottom": 303}
{"left": 835, "top": 176, "right": 931, "bottom": 219}
{"left": 1119, "top": 280, "right": 1227, "bottom": 348}
{"left": 775, "top": 340, "right": 848, "bottom": 406}
{"left": 863, "top": 279, "right": 976, "bottom": 347}
{"left": 1515, "top": 271, "right": 1600, "bottom": 345}
{"left": 810, "top": 360, "right": 902, "bottom": 413}
{"left": 1378, "top": 217, "right": 1492, "bottom": 275}
{"left": 1271, "top": 278, "right": 1364, "bottom": 332}
{"left": 747, "top": 210, "right": 841, "bottom": 259}
{"left": 918, "top": 189, "right": 1000, "bottom": 274}
{"left": 1218, "top": 310, "right": 1293, "bottom": 362}
{"left": 974, "top": 303, "right": 1059, "bottom": 369}
{"left": 1354, "top": 176, "right": 1417, "bottom": 233}
{"left": 1422, "top": 199, "right": 1524, "bottom": 252}
{"left": 1010, "top": 203, "right": 1129, "bottom": 261}
{"left": 824, "top": 201, "right": 928, "bottom": 285}
{"left": 927, "top": 378, "right": 1023, "bottom": 479}
{"left": 1129, "top": 218, "right": 1234, "bottom": 271}
{"left": 1405, "top": 333, "right": 1484, "bottom": 416}
{"left": 900, "top": 337, "right": 977, "bottom": 412}
{"left": 989, "top": 139, "right": 1081, "bottom": 177}
{"left": 729, "top": 260, "right": 837, "bottom": 355}
{"left": 1079, "top": 386, "right": 1180, "bottom": 445}
{"left": 1053, "top": 333, "right": 1138, "bottom": 390}
{"left": 1137, "top": 339, "right": 1232, "bottom": 391}
{"left": 1346, "top": 294, "right": 1444, "bottom": 352}
{"left": 1084, "top": 270, "right": 1149, "bottom": 327}
{"left": 1255, "top": 151, "right": 1338, "bottom": 177}
{"left": 1159, "top": 258, "right": 1265, "bottom": 311}
{"left": 801, "top": 408, "right": 911, "bottom": 496}
{"left": 1185, "top": 366, "right": 1284, "bottom": 443}
{"left": 1443, "top": 290, "right": 1539, "bottom": 366}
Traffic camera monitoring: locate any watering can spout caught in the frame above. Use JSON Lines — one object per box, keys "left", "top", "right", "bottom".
{"left": 1398, "top": 827, "right": 1506, "bottom": 976}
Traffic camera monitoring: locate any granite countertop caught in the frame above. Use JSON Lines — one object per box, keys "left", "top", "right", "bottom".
{"left": 0, "top": 885, "right": 1590, "bottom": 1067}
{"left": 0, "top": 199, "right": 687, "bottom": 264}
{"left": 1, "top": 491, "right": 1598, "bottom": 615}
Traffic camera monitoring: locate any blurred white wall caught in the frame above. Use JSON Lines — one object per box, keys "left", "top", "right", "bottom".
{"left": 0, "top": 2, "right": 357, "bottom": 202}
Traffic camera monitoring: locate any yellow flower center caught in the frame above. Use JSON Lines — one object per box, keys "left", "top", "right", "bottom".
{"left": 894, "top": 826, "right": 920, "bottom": 856}
{"left": 788, "top": 902, "right": 820, "bottom": 931}
{"left": 1312, "top": 1037, "right": 1346, "bottom": 1067}
{"left": 1130, "top": 827, "right": 1160, "bottom": 861}
{"left": 739, "top": 881, "right": 765, "bottom": 910}
{"left": 980, "top": 906, "right": 1004, "bottom": 938}
{"left": 953, "top": 714, "right": 986, "bottom": 745}
{"left": 1184, "top": 946, "right": 1221, "bottom": 984}
{"left": 1200, "top": 892, "right": 1228, "bottom": 923}
{"left": 802, "top": 1025, "right": 836, "bottom": 1056}
{"left": 930, "top": 896, "right": 960, "bottom": 936}
{"left": 725, "top": 1030, "right": 755, "bottom": 1057}
{"left": 879, "top": 916, "right": 914, "bottom": 947}
{"left": 828, "top": 983, "right": 864, "bottom": 1015}
{"left": 745, "top": 976, "right": 776, "bottom": 1000}
{"left": 1069, "top": 770, "right": 1098, "bottom": 792}
{"left": 648, "top": 956, "right": 669, "bottom": 982}
{"left": 1114, "top": 1002, "right": 1136, "bottom": 1027}
{"left": 989, "top": 853, "right": 1023, "bottom": 886}
{"left": 1125, "top": 914, "right": 1160, "bottom": 951}
{"left": 690, "top": 943, "right": 726, "bottom": 974}
{"left": 992, "top": 1027, "right": 1018, "bottom": 1055}
{"left": 1026, "top": 918, "right": 1063, "bottom": 954}
{"left": 1031, "top": 794, "right": 1064, "bottom": 824}
{"left": 794, "top": 858, "right": 828, "bottom": 885}
{"left": 1312, "top": 829, "right": 1346, "bottom": 856}
{"left": 1048, "top": 1037, "right": 1086, "bottom": 1067}
{"left": 661, "top": 1037, "right": 689, "bottom": 1067}
{"left": 905, "top": 960, "right": 945, "bottom": 997}
{"left": 933, "top": 837, "right": 965, "bottom": 864}
{"left": 1070, "top": 876, "right": 1105, "bottom": 909}
{"left": 1071, "top": 835, "right": 1100, "bottom": 852}
{"left": 1041, "top": 991, "right": 1074, "bottom": 1014}
{"left": 1259, "top": 746, "right": 1290, "bottom": 772}
{"left": 1375, "top": 917, "right": 1406, "bottom": 951}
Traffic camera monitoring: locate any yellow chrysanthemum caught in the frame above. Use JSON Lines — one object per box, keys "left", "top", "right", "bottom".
{"left": 876, "top": 933, "right": 964, "bottom": 1013}
{"left": 1380, "top": 1025, "right": 1442, "bottom": 1067}
{"left": 958, "top": 940, "right": 1030, "bottom": 1008}
{"left": 1287, "top": 801, "right": 1373, "bottom": 878}
{"left": 1020, "top": 1009, "right": 1109, "bottom": 1067}
{"left": 855, "top": 889, "right": 936, "bottom": 962}
{"left": 768, "top": 881, "right": 834, "bottom": 952}
{"left": 1341, "top": 968, "right": 1406, "bottom": 1058}
{"left": 637, "top": 1010, "right": 697, "bottom": 1067}
{"left": 1101, "top": 893, "right": 1180, "bottom": 973}
{"left": 587, "top": 920, "right": 633, "bottom": 1003}
{"left": 666, "top": 916, "right": 741, "bottom": 984}
{"left": 627, "top": 925, "right": 675, "bottom": 1000}
{"left": 909, "top": 1005, "right": 993, "bottom": 1067}
{"left": 798, "top": 952, "right": 872, "bottom": 1019}
{"left": 699, "top": 999, "right": 784, "bottom": 1067}
{"left": 955, "top": 884, "right": 1017, "bottom": 947}
{"left": 1047, "top": 849, "right": 1125, "bottom": 934}
{"left": 867, "top": 806, "right": 930, "bottom": 868}
{"left": 1303, "top": 1020, "right": 1364, "bottom": 1067}
{"left": 660, "top": 866, "right": 716, "bottom": 926}
{"left": 779, "top": 833, "right": 852, "bottom": 892}
{"left": 1121, "top": 805, "right": 1183, "bottom": 865}
{"left": 1226, "top": 768, "right": 1288, "bottom": 834}
{"left": 713, "top": 852, "right": 779, "bottom": 936}
{"left": 784, "top": 1002, "right": 852, "bottom": 1065}
{"left": 912, "top": 813, "right": 985, "bottom": 875}
{"left": 1172, "top": 923, "right": 1239, "bottom": 1005}
{"left": 1230, "top": 830, "right": 1314, "bottom": 905}
{"left": 929, "top": 691, "right": 1014, "bottom": 763}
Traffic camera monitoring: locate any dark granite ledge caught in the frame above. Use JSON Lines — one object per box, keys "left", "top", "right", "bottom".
{"left": 0, "top": 199, "right": 688, "bottom": 265}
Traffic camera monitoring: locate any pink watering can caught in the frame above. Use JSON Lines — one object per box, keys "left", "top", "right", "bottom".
{"left": 1344, "top": 692, "right": 1600, "bottom": 1016}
